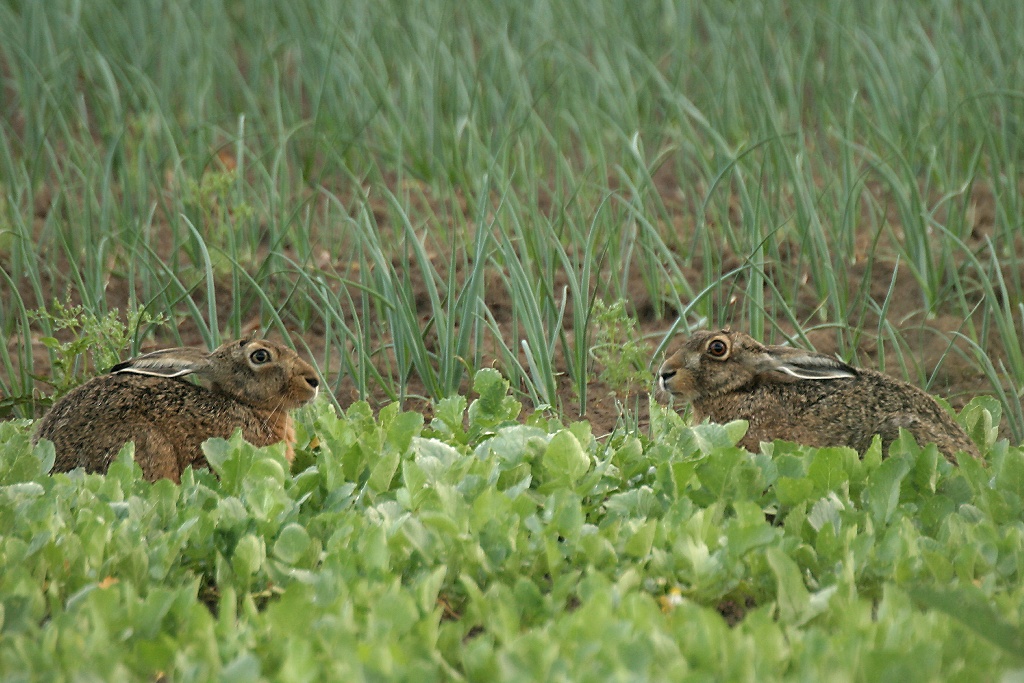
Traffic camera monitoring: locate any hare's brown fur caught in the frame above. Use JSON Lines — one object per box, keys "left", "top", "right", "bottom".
{"left": 658, "top": 329, "right": 980, "bottom": 464}
{"left": 34, "top": 338, "right": 320, "bottom": 482}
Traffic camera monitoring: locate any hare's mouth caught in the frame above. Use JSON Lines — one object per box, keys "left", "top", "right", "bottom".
{"left": 299, "top": 384, "right": 319, "bottom": 404}
{"left": 656, "top": 369, "right": 701, "bottom": 403}
{"left": 277, "top": 382, "right": 318, "bottom": 410}
{"left": 296, "top": 375, "right": 319, "bottom": 404}
{"left": 655, "top": 369, "right": 685, "bottom": 404}
{"left": 657, "top": 368, "right": 676, "bottom": 393}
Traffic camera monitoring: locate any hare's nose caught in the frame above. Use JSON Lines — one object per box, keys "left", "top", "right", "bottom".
{"left": 658, "top": 369, "right": 676, "bottom": 391}
{"left": 306, "top": 376, "right": 320, "bottom": 390}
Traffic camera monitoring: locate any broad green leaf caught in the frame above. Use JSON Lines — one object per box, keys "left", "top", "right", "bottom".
{"left": 359, "top": 523, "right": 390, "bottom": 571}
{"left": 994, "top": 446, "right": 1024, "bottom": 501}
{"left": 548, "top": 490, "right": 585, "bottom": 542}
{"left": 959, "top": 396, "right": 1001, "bottom": 452}
{"left": 202, "top": 435, "right": 233, "bottom": 474}
{"left": 611, "top": 435, "right": 645, "bottom": 479}
{"left": 723, "top": 420, "right": 750, "bottom": 446}
{"left": 767, "top": 546, "right": 810, "bottom": 625}
{"left": 0, "top": 481, "right": 46, "bottom": 514}
{"left": 386, "top": 409, "right": 424, "bottom": 453}
{"left": 911, "top": 443, "right": 940, "bottom": 494}
{"left": 371, "top": 585, "right": 419, "bottom": 636}
{"left": 604, "top": 487, "right": 658, "bottom": 520}
{"left": 412, "top": 437, "right": 463, "bottom": 474}
{"left": 203, "top": 433, "right": 263, "bottom": 496}
{"left": 807, "top": 447, "right": 854, "bottom": 495}
{"left": 432, "top": 395, "right": 468, "bottom": 439}
{"left": 766, "top": 546, "right": 835, "bottom": 626}
{"left": 542, "top": 429, "right": 591, "bottom": 488}
{"left": 468, "top": 368, "right": 522, "bottom": 432}
{"left": 416, "top": 566, "right": 448, "bottom": 614}
{"left": 473, "top": 424, "right": 547, "bottom": 467}
{"left": 273, "top": 523, "right": 311, "bottom": 565}
{"left": 623, "top": 519, "right": 657, "bottom": 558}
{"left": 864, "top": 454, "right": 913, "bottom": 526}
{"left": 807, "top": 494, "right": 844, "bottom": 533}
{"left": 222, "top": 654, "right": 261, "bottom": 683}
{"left": 691, "top": 421, "right": 747, "bottom": 452}
{"left": 249, "top": 454, "right": 287, "bottom": 486}
{"left": 695, "top": 447, "right": 744, "bottom": 499}
{"left": 911, "top": 585, "right": 1024, "bottom": 657}
{"left": 7, "top": 436, "right": 53, "bottom": 483}
{"left": 775, "top": 476, "right": 814, "bottom": 507}
{"left": 773, "top": 447, "right": 810, "bottom": 477}
{"left": 670, "top": 461, "right": 697, "bottom": 498}
{"left": 32, "top": 439, "right": 56, "bottom": 475}
{"left": 367, "top": 449, "right": 401, "bottom": 493}
{"left": 232, "top": 534, "right": 266, "bottom": 578}
{"left": 725, "top": 502, "right": 778, "bottom": 557}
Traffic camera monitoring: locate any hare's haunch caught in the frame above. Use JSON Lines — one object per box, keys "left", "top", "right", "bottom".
{"left": 658, "top": 329, "right": 980, "bottom": 464}
{"left": 34, "top": 337, "right": 320, "bottom": 482}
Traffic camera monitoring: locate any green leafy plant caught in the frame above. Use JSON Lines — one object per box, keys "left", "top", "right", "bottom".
{"left": 29, "top": 300, "right": 166, "bottom": 398}
{"left": 182, "top": 168, "right": 258, "bottom": 270}
{"left": 589, "top": 298, "right": 654, "bottom": 392}
{"left": 2, "top": 374, "right": 1021, "bottom": 680}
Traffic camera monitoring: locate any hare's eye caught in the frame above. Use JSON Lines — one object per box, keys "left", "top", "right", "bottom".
{"left": 250, "top": 348, "right": 272, "bottom": 364}
{"left": 707, "top": 339, "right": 729, "bottom": 358}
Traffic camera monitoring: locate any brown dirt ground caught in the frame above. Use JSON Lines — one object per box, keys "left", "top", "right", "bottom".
{"left": 3, "top": 161, "right": 1016, "bottom": 440}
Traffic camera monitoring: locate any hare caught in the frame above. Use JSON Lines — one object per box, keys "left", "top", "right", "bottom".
{"left": 657, "top": 328, "right": 981, "bottom": 464}
{"left": 33, "top": 336, "right": 320, "bottom": 482}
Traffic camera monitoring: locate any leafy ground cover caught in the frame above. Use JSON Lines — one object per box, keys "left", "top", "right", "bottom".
{"left": 1, "top": 372, "right": 1022, "bottom": 681}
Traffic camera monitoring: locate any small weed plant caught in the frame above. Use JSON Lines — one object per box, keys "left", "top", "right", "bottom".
{"left": 29, "top": 301, "right": 166, "bottom": 399}
{"left": 590, "top": 298, "right": 654, "bottom": 393}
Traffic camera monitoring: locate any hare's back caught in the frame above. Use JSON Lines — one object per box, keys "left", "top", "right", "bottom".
{"left": 747, "top": 367, "right": 977, "bottom": 462}
{"left": 851, "top": 368, "right": 980, "bottom": 458}
{"left": 42, "top": 372, "right": 255, "bottom": 423}
{"left": 37, "top": 373, "right": 263, "bottom": 475}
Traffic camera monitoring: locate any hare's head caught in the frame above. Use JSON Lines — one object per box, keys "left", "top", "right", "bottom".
{"left": 112, "top": 337, "right": 320, "bottom": 412}
{"left": 657, "top": 329, "right": 857, "bottom": 402}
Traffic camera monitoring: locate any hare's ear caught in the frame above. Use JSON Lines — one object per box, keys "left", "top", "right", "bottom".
{"left": 768, "top": 353, "right": 858, "bottom": 381}
{"left": 110, "top": 347, "right": 212, "bottom": 378}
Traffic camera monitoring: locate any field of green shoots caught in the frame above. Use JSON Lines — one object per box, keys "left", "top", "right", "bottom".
{"left": 2, "top": 0, "right": 1024, "bottom": 680}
